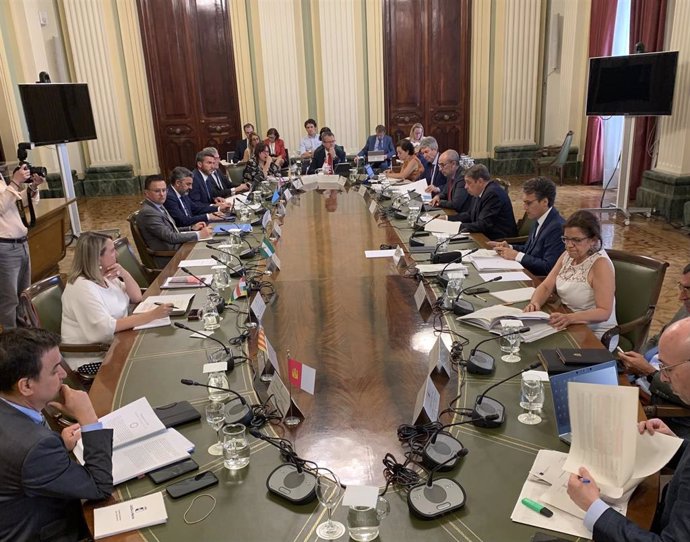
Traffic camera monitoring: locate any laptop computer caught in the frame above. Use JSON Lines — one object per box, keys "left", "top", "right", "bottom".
{"left": 367, "top": 150, "right": 385, "bottom": 163}
{"left": 549, "top": 360, "right": 619, "bottom": 445}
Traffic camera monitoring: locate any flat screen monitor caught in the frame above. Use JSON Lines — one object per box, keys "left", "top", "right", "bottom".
{"left": 18, "top": 83, "right": 97, "bottom": 146}
{"left": 586, "top": 51, "right": 678, "bottom": 116}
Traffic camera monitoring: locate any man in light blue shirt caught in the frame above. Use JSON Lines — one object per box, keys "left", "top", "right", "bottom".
{"left": 567, "top": 317, "right": 690, "bottom": 541}
{"left": 299, "top": 118, "right": 321, "bottom": 159}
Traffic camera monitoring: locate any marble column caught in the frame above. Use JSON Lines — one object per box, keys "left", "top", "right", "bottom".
{"left": 491, "top": 0, "right": 543, "bottom": 175}
{"left": 637, "top": 1, "right": 690, "bottom": 221}
{"left": 468, "top": 0, "right": 492, "bottom": 159}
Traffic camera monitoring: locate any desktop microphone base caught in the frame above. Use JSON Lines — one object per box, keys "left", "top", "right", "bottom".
{"left": 471, "top": 396, "right": 505, "bottom": 428}
{"left": 452, "top": 298, "right": 475, "bottom": 316}
{"left": 422, "top": 432, "right": 466, "bottom": 471}
{"left": 408, "top": 479, "right": 467, "bottom": 520}
{"left": 266, "top": 464, "right": 317, "bottom": 505}
{"left": 240, "top": 247, "right": 257, "bottom": 259}
{"left": 431, "top": 251, "right": 464, "bottom": 264}
{"left": 466, "top": 350, "right": 495, "bottom": 375}
{"left": 224, "top": 401, "right": 254, "bottom": 427}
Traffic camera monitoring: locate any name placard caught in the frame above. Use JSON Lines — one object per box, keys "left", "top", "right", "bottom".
{"left": 428, "top": 336, "right": 452, "bottom": 377}
{"left": 412, "top": 376, "right": 440, "bottom": 424}
{"left": 250, "top": 293, "right": 266, "bottom": 322}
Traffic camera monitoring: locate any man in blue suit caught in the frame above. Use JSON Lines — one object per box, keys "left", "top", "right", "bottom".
{"left": 419, "top": 136, "right": 447, "bottom": 192}
{"left": 488, "top": 176, "right": 565, "bottom": 276}
{"left": 164, "top": 167, "right": 230, "bottom": 228}
{"left": 448, "top": 164, "right": 517, "bottom": 240}
{"left": 189, "top": 149, "right": 247, "bottom": 209}
{"left": 356, "top": 125, "right": 395, "bottom": 171}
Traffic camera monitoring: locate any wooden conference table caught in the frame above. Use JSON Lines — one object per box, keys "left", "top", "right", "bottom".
{"left": 87, "top": 187, "right": 657, "bottom": 541}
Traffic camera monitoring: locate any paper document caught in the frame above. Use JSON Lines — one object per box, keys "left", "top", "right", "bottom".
{"left": 161, "top": 275, "right": 213, "bottom": 289}
{"left": 93, "top": 397, "right": 166, "bottom": 449}
{"left": 133, "top": 318, "right": 171, "bottom": 330}
{"left": 134, "top": 294, "right": 194, "bottom": 316}
{"left": 478, "top": 271, "right": 532, "bottom": 282}
{"left": 490, "top": 287, "right": 536, "bottom": 304}
{"left": 423, "top": 218, "right": 460, "bottom": 235}
{"left": 472, "top": 257, "right": 525, "bottom": 271}
{"left": 563, "top": 382, "right": 683, "bottom": 499}
{"left": 416, "top": 263, "right": 468, "bottom": 275}
{"left": 178, "top": 259, "right": 216, "bottom": 268}
{"left": 94, "top": 492, "right": 167, "bottom": 539}
{"left": 365, "top": 249, "right": 398, "bottom": 258}
{"left": 405, "top": 179, "right": 429, "bottom": 195}
{"left": 458, "top": 305, "right": 550, "bottom": 331}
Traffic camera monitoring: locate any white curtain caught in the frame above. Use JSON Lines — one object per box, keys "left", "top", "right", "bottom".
{"left": 602, "top": 0, "right": 631, "bottom": 190}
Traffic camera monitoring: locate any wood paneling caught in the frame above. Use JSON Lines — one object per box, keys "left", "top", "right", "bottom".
{"left": 138, "top": 0, "right": 241, "bottom": 174}
{"left": 384, "top": 0, "right": 471, "bottom": 153}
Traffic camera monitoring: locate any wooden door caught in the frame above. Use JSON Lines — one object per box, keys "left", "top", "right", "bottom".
{"left": 384, "top": 0, "right": 471, "bottom": 153}
{"left": 138, "top": 0, "right": 242, "bottom": 174}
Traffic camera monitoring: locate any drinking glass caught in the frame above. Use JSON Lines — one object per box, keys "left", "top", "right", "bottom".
{"left": 407, "top": 203, "right": 421, "bottom": 227}
{"left": 237, "top": 205, "right": 251, "bottom": 222}
{"left": 202, "top": 295, "right": 221, "bottom": 331}
{"left": 250, "top": 190, "right": 262, "bottom": 206}
{"left": 518, "top": 378, "right": 543, "bottom": 425}
{"left": 216, "top": 243, "right": 232, "bottom": 264}
{"left": 205, "top": 402, "right": 225, "bottom": 455}
{"left": 347, "top": 496, "right": 389, "bottom": 542}
{"left": 500, "top": 321, "right": 522, "bottom": 363}
{"left": 228, "top": 231, "right": 243, "bottom": 255}
{"left": 436, "top": 233, "right": 450, "bottom": 253}
{"left": 315, "top": 474, "right": 346, "bottom": 540}
{"left": 520, "top": 375, "right": 545, "bottom": 413}
{"left": 212, "top": 265, "right": 230, "bottom": 289}
{"left": 222, "top": 424, "right": 250, "bottom": 470}
{"left": 444, "top": 273, "right": 464, "bottom": 309}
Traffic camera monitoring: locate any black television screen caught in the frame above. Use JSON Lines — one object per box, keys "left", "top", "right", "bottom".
{"left": 586, "top": 51, "right": 678, "bottom": 116}
{"left": 19, "top": 83, "right": 97, "bottom": 145}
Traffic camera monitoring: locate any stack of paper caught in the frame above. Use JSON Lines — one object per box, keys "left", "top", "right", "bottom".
{"left": 457, "top": 305, "right": 550, "bottom": 331}
{"left": 472, "top": 257, "right": 525, "bottom": 272}
{"left": 161, "top": 275, "right": 213, "bottom": 289}
{"left": 490, "top": 287, "right": 536, "bottom": 304}
{"left": 73, "top": 398, "right": 195, "bottom": 485}
{"left": 134, "top": 294, "right": 195, "bottom": 317}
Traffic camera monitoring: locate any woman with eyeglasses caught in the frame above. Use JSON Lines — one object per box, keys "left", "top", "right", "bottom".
{"left": 524, "top": 210, "right": 618, "bottom": 349}
{"left": 264, "top": 128, "right": 287, "bottom": 168}
{"left": 243, "top": 142, "right": 280, "bottom": 190}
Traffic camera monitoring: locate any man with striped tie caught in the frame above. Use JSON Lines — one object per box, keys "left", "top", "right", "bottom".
{"left": 488, "top": 176, "right": 565, "bottom": 276}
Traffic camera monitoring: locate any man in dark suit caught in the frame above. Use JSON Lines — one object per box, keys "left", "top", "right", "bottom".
{"left": 232, "top": 122, "right": 255, "bottom": 162}
{"left": 488, "top": 176, "right": 565, "bottom": 276}
{"left": 136, "top": 175, "right": 212, "bottom": 267}
{"left": 356, "top": 124, "right": 395, "bottom": 170}
{"left": 308, "top": 131, "right": 346, "bottom": 174}
{"left": 0, "top": 328, "right": 113, "bottom": 541}
{"left": 164, "top": 166, "right": 229, "bottom": 228}
{"left": 205, "top": 146, "right": 250, "bottom": 199}
{"left": 429, "top": 150, "right": 472, "bottom": 215}
{"left": 419, "top": 136, "right": 447, "bottom": 193}
{"left": 567, "top": 316, "right": 690, "bottom": 542}
{"left": 448, "top": 164, "right": 517, "bottom": 240}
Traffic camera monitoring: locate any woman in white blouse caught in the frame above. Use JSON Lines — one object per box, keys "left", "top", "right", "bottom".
{"left": 61, "top": 233, "right": 172, "bottom": 349}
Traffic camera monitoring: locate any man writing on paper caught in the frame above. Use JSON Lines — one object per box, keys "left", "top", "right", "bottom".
{"left": 567, "top": 316, "right": 690, "bottom": 541}
{"left": 488, "top": 177, "right": 565, "bottom": 276}
{"left": 0, "top": 328, "right": 113, "bottom": 541}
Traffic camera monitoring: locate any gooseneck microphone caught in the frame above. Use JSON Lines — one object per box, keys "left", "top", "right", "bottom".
{"left": 421, "top": 418, "right": 474, "bottom": 471}
{"left": 407, "top": 451, "right": 468, "bottom": 520}
{"left": 471, "top": 360, "right": 542, "bottom": 428}
{"left": 180, "top": 266, "right": 215, "bottom": 291}
{"left": 210, "top": 254, "right": 244, "bottom": 278}
{"left": 248, "top": 428, "right": 317, "bottom": 504}
{"left": 466, "top": 326, "right": 531, "bottom": 375}
{"left": 430, "top": 234, "right": 473, "bottom": 264}
{"left": 452, "top": 275, "right": 504, "bottom": 316}
{"left": 173, "top": 322, "right": 234, "bottom": 368}
{"left": 180, "top": 378, "right": 253, "bottom": 426}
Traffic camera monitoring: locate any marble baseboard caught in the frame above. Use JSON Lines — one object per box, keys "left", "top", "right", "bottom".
{"left": 636, "top": 170, "right": 690, "bottom": 222}
{"left": 485, "top": 145, "right": 579, "bottom": 179}
{"left": 42, "top": 170, "right": 84, "bottom": 198}
{"left": 83, "top": 164, "right": 141, "bottom": 196}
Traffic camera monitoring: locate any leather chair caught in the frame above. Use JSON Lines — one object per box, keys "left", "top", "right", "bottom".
{"left": 226, "top": 164, "right": 246, "bottom": 187}
{"left": 127, "top": 211, "right": 174, "bottom": 271}
{"left": 533, "top": 130, "right": 574, "bottom": 185}
{"left": 20, "top": 275, "right": 110, "bottom": 389}
{"left": 602, "top": 250, "right": 669, "bottom": 352}
{"left": 114, "top": 236, "right": 157, "bottom": 289}
{"left": 499, "top": 212, "right": 536, "bottom": 245}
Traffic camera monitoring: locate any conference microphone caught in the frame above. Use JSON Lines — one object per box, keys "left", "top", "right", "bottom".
{"left": 452, "top": 275, "right": 503, "bottom": 316}
{"left": 420, "top": 418, "right": 473, "bottom": 471}
{"left": 466, "top": 326, "right": 531, "bottom": 375}
{"left": 180, "top": 378, "right": 253, "bottom": 426}
{"left": 239, "top": 237, "right": 258, "bottom": 259}
{"left": 471, "top": 360, "right": 542, "bottom": 428}
{"left": 437, "top": 247, "right": 479, "bottom": 289}
{"left": 173, "top": 322, "right": 234, "bottom": 369}
{"left": 247, "top": 428, "right": 317, "bottom": 504}
{"left": 180, "top": 267, "right": 225, "bottom": 313}
{"left": 430, "top": 234, "right": 473, "bottom": 264}
{"left": 407, "top": 451, "right": 468, "bottom": 520}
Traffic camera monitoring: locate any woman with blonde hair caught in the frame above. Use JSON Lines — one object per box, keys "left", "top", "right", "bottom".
{"left": 241, "top": 133, "right": 262, "bottom": 162}
{"left": 61, "top": 232, "right": 172, "bottom": 352}
{"left": 409, "top": 123, "right": 424, "bottom": 148}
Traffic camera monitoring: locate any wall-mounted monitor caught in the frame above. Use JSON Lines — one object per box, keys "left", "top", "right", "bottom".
{"left": 586, "top": 51, "right": 678, "bottom": 116}
{"left": 18, "top": 83, "right": 97, "bottom": 146}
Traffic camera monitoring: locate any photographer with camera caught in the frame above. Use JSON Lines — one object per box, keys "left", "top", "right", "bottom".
{"left": 0, "top": 162, "right": 45, "bottom": 330}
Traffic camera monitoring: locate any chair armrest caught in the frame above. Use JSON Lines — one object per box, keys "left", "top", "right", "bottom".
{"left": 60, "top": 342, "right": 111, "bottom": 353}
{"left": 148, "top": 249, "right": 176, "bottom": 257}
{"left": 644, "top": 404, "right": 690, "bottom": 418}
{"left": 601, "top": 307, "right": 654, "bottom": 350}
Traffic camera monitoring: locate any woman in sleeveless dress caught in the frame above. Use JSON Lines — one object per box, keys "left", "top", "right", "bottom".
{"left": 524, "top": 210, "right": 618, "bottom": 349}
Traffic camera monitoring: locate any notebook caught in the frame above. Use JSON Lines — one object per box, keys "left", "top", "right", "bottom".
{"left": 549, "top": 360, "right": 619, "bottom": 445}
